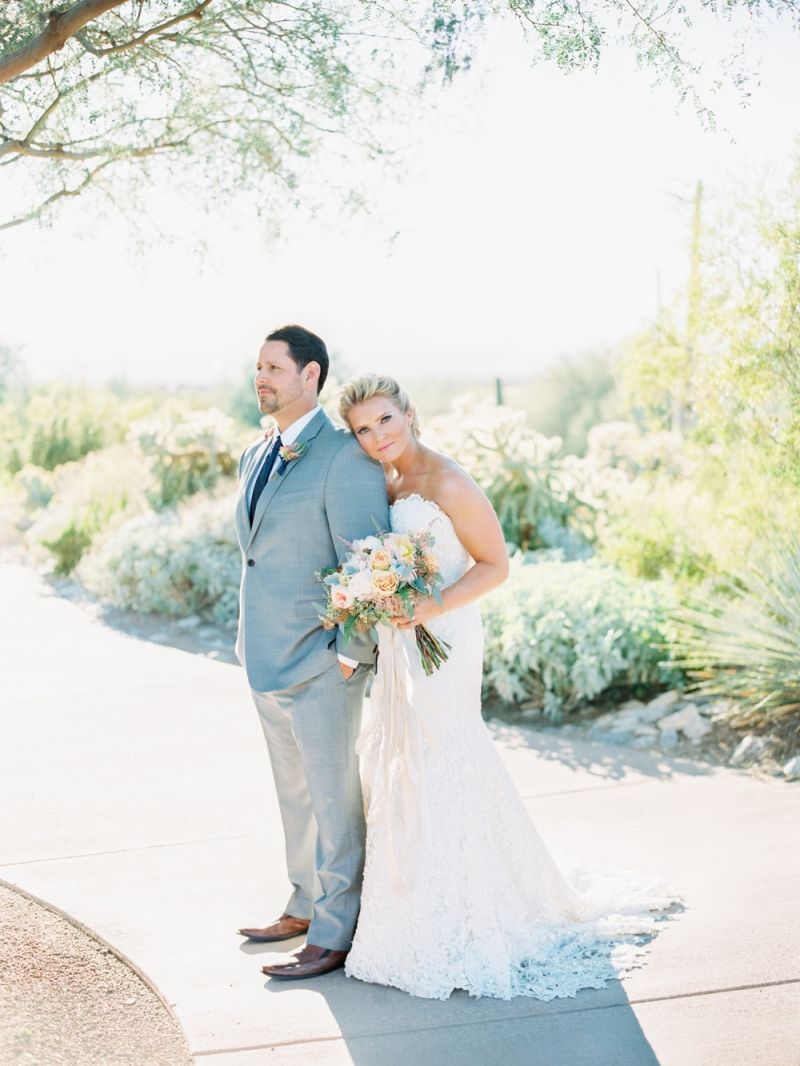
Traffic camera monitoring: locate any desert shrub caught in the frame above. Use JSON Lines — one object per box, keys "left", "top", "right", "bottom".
{"left": 585, "top": 426, "right": 799, "bottom": 585}
{"left": 14, "top": 464, "right": 54, "bottom": 510}
{"left": 672, "top": 538, "right": 800, "bottom": 727}
{"left": 1, "top": 385, "right": 127, "bottom": 473}
{"left": 575, "top": 421, "right": 737, "bottom": 584}
{"left": 582, "top": 422, "right": 687, "bottom": 479}
{"left": 130, "top": 408, "right": 242, "bottom": 509}
{"left": 426, "top": 398, "right": 595, "bottom": 554}
{"left": 41, "top": 520, "right": 95, "bottom": 575}
{"left": 79, "top": 493, "right": 240, "bottom": 624}
{"left": 481, "top": 554, "right": 679, "bottom": 719}
{"left": 594, "top": 477, "right": 717, "bottom": 582}
{"left": 25, "top": 446, "right": 150, "bottom": 574}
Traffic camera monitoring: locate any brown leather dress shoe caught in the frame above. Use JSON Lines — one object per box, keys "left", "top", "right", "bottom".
{"left": 261, "top": 943, "right": 347, "bottom": 980}
{"left": 237, "top": 914, "right": 310, "bottom": 942}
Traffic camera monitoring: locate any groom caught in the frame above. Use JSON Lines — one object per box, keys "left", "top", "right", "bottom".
{"left": 234, "top": 324, "right": 388, "bottom": 979}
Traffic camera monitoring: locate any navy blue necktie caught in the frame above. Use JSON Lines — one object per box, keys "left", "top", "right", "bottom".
{"left": 248, "top": 434, "right": 282, "bottom": 525}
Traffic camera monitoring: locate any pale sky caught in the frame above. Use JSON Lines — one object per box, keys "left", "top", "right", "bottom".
{"left": 1, "top": 16, "right": 799, "bottom": 387}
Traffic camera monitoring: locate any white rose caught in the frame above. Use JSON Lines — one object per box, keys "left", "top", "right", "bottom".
{"left": 353, "top": 535, "right": 382, "bottom": 553}
{"left": 346, "top": 570, "right": 374, "bottom": 600}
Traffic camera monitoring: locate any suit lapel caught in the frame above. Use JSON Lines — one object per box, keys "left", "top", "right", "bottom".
{"left": 235, "top": 434, "right": 275, "bottom": 547}
{"left": 246, "top": 408, "right": 331, "bottom": 548}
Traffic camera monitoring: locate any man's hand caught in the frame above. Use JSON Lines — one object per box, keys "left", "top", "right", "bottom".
{"left": 338, "top": 661, "right": 356, "bottom": 680}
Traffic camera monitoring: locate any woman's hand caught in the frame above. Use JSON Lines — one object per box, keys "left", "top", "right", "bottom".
{"left": 392, "top": 596, "right": 442, "bottom": 629}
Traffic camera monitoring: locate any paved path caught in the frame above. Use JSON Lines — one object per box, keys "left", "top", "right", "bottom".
{"left": 1, "top": 562, "right": 798, "bottom": 1066}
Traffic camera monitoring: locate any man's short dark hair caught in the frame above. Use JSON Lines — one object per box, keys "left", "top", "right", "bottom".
{"left": 265, "top": 324, "right": 329, "bottom": 394}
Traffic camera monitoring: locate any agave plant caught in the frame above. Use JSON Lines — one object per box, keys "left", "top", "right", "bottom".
{"left": 672, "top": 540, "right": 800, "bottom": 726}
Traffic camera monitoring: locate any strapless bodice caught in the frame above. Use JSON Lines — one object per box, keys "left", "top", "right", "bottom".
{"left": 389, "top": 493, "right": 471, "bottom": 588}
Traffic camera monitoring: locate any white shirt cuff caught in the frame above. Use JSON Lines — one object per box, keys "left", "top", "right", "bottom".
{"left": 337, "top": 654, "right": 359, "bottom": 669}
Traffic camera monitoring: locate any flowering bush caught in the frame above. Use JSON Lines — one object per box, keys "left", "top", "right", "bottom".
{"left": 592, "top": 476, "right": 718, "bottom": 583}
{"left": 583, "top": 422, "right": 689, "bottom": 479}
{"left": 14, "top": 464, "right": 54, "bottom": 510}
{"left": 24, "top": 446, "right": 150, "bottom": 574}
{"left": 78, "top": 492, "right": 240, "bottom": 624}
{"left": 0, "top": 384, "right": 127, "bottom": 474}
{"left": 426, "top": 398, "right": 595, "bottom": 554}
{"left": 481, "top": 554, "right": 680, "bottom": 719}
{"left": 130, "top": 407, "right": 243, "bottom": 509}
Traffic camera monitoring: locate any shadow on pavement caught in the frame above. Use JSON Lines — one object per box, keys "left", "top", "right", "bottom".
{"left": 263, "top": 967, "right": 663, "bottom": 1066}
{"left": 489, "top": 719, "right": 718, "bottom": 784}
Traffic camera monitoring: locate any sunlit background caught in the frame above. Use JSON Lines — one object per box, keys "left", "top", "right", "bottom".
{"left": 2, "top": 16, "right": 798, "bottom": 388}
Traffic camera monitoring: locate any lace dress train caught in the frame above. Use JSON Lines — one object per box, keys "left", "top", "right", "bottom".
{"left": 344, "top": 494, "right": 683, "bottom": 1001}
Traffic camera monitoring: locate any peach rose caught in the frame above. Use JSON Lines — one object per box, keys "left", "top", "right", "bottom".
{"left": 331, "top": 585, "right": 354, "bottom": 610}
{"left": 421, "top": 551, "right": 439, "bottom": 574}
{"left": 371, "top": 570, "right": 400, "bottom": 595}
{"left": 371, "top": 548, "right": 393, "bottom": 571}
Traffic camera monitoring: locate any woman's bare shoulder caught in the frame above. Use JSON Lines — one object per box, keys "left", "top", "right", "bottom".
{"left": 426, "top": 456, "right": 484, "bottom": 511}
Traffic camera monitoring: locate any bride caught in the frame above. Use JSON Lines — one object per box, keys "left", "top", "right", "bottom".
{"left": 337, "top": 373, "right": 683, "bottom": 1002}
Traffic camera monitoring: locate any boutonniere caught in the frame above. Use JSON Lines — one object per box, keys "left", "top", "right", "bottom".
{"left": 277, "top": 441, "right": 308, "bottom": 475}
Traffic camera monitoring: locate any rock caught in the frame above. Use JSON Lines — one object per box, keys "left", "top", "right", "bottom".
{"left": 657, "top": 703, "right": 712, "bottom": 742}
{"left": 626, "top": 694, "right": 680, "bottom": 725}
{"left": 631, "top": 736, "right": 655, "bottom": 750}
{"left": 588, "top": 712, "right": 617, "bottom": 731}
{"left": 590, "top": 702, "right": 669, "bottom": 736}
{"left": 618, "top": 700, "right": 647, "bottom": 713}
{"left": 660, "top": 729, "right": 678, "bottom": 751}
{"left": 635, "top": 704, "right": 672, "bottom": 724}
{"left": 632, "top": 724, "right": 658, "bottom": 737}
{"left": 646, "top": 690, "right": 681, "bottom": 714}
{"left": 703, "top": 699, "right": 735, "bottom": 719}
{"left": 782, "top": 755, "right": 800, "bottom": 781}
{"left": 605, "top": 731, "right": 635, "bottom": 746}
{"left": 729, "top": 735, "right": 769, "bottom": 767}
{"left": 520, "top": 707, "right": 544, "bottom": 721}
{"left": 679, "top": 704, "right": 713, "bottom": 742}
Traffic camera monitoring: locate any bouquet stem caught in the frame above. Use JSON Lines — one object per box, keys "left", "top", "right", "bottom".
{"left": 415, "top": 625, "right": 452, "bottom": 675}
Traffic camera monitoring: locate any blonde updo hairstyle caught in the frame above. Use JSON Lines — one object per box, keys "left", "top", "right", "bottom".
{"left": 338, "top": 373, "right": 421, "bottom": 438}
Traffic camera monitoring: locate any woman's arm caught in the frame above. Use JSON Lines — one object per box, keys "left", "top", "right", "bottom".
{"left": 395, "top": 469, "right": 509, "bottom": 629}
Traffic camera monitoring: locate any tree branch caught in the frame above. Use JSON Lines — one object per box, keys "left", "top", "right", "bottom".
{"left": 0, "top": 0, "right": 129, "bottom": 84}
{"left": 74, "top": 0, "right": 212, "bottom": 58}
{"left": 0, "top": 158, "right": 114, "bottom": 230}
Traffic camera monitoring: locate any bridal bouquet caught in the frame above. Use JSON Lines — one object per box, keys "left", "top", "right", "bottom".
{"left": 318, "top": 529, "right": 451, "bottom": 674}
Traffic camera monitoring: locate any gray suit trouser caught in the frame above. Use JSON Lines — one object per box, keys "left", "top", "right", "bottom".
{"left": 250, "top": 660, "right": 370, "bottom": 951}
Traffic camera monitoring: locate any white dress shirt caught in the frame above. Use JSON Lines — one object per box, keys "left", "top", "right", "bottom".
{"left": 280, "top": 404, "right": 322, "bottom": 447}
{"left": 247, "top": 405, "right": 322, "bottom": 511}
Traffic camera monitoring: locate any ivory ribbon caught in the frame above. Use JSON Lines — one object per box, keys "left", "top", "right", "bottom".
{"left": 356, "top": 624, "right": 428, "bottom": 893}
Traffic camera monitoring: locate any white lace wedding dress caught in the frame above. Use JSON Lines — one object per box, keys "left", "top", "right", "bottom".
{"left": 344, "top": 494, "right": 683, "bottom": 1001}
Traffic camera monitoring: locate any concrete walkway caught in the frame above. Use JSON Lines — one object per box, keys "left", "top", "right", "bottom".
{"left": 1, "top": 561, "right": 798, "bottom": 1066}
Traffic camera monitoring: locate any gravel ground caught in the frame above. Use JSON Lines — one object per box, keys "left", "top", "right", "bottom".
{"left": 0, "top": 883, "right": 191, "bottom": 1066}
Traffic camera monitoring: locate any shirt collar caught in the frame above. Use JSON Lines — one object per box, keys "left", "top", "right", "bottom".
{"left": 279, "top": 405, "right": 321, "bottom": 446}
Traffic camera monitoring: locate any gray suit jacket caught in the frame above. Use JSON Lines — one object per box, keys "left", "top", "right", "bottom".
{"left": 234, "top": 408, "right": 390, "bottom": 693}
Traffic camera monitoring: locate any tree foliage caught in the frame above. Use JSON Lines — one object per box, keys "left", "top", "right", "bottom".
{"left": 2, "top": 0, "right": 798, "bottom": 229}
{"left": 615, "top": 156, "right": 800, "bottom": 590}
{"left": 622, "top": 159, "right": 800, "bottom": 486}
